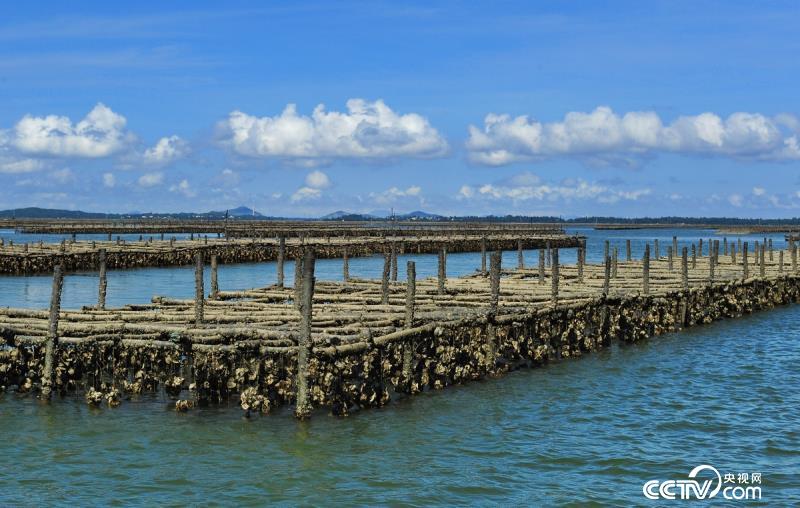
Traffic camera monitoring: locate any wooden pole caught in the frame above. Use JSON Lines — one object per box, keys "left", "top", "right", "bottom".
{"left": 40, "top": 263, "right": 64, "bottom": 400}
{"left": 691, "top": 243, "right": 697, "bottom": 268}
{"left": 667, "top": 246, "right": 673, "bottom": 271}
{"left": 517, "top": 239, "right": 524, "bottom": 269}
{"left": 643, "top": 243, "right": 650, "bottom": 295}
{"left": 194, "top": 252, "right": 204, "bottom": 326}
{"left": 391, "top": 243, "right": 398, "bottom": 282}
{"left": 760, "top": 244, "right": 766, "bottom": 277}
{"left": 97, "top": 248, "right": 107, "bottom": 310}
{"left": 294, "top": 255, "right": 303, "bottom": 310}
{"left": 612, "top": 247, "right": 618, "bottom": 278}
{"left": 437, "top": 247, "right": 446, "bottom": 295}
{"left": 699, "top": 238, "right": 703, "bottom": 257}
{"left": 731, "top": 243, "right": 736, "bottom": 264}
{"left": 672, "top": 236, "right": 678, "bottom": 258}
{"left": 294, "top": 248, "right": 315, "bottom": 419}
{"left": 402, "top": 260, "right": 416, "bottom": 390}
{"left": 210, "top": 255, "right": 219, "bottom": 299}
{"left": 743, "top": 242, "right": 749, "bottom": 279}
{"left": 577, "top": 246, "right": 584, "bottom": 283}
{"left": 768, "top": 238, "right": 773, "bottom": 261}
{"left": 626, "top": 239, "right": 632, "bottom": 261}
{"left": 681, "top": 247, "right": 688, "bottom": 290}
{"left": 709, "top": 248, "right": 715, "bottom": 285}
{"left": 793, "top": 243, "right": 798, "bottom": 274}
{"left": 382, "top": 253, "right": 391, "bottom": 304}
{"left": 343, "top": 247, "right": 350, "bottom": 282}
{"left": 654, "top": 239, "right": 660, "bottom": 260}
{"left": 602, "top": 255, "right": 610, "bottom": 297}
{"left": 603, "top": 240, "right": 609, "bottom": 265}
{"left": 550, "top": 248, "right": 559, "bottom": 306}
{"left": 723, "top": 237, "right": 728, "bottom": 256}
{"left": 779, "top": 250, "right": 784, "bottom": 274}
{"left": 480, "top": 237, "right": 487, "bottom": 275}
{"left": 277, "top": 236, "right": 285, "bottom": 288}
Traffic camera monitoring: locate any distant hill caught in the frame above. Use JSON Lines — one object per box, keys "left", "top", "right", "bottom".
{"left": 0, "top": 207, "right": 112, "bottom": 219}
{"left": 397, "top": 210, "right": 443, "bottom": 220}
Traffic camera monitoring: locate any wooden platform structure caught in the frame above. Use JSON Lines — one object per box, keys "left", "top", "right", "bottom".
{"left": 0, "top": 237, "right": 798, "bottom": 417}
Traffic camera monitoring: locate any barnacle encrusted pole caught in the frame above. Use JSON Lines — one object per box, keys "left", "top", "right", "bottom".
{"left": 210, "top": 255, "right": 219, "bottom": 299}
{"left": 401, "top": 261, "right": 416, "bottom": 391}
{"left": 437, "top": 247, "right": 446, "bottom": 295}
{"left": 643, "top": 243, "right": 650, "bottom": 295}
{"left": 550, "top": 248, "right": 559, "bottom": 306}
{"left": 39, "top": 263, "right": 64, "bottom": 400}
{"left": 277, "top": 236, "right": 286, "bottom": 288}
{"left": 486, "top": 251, "right": 501, "bottom": 367}
{"left": 194, "top": 252, "right": 204, "bottom": 326}
{"left": 97, "top": 248, "right": 107, "bottom": 310}
{"left": 294, "top": 248, "right": 316, "bottom": 419}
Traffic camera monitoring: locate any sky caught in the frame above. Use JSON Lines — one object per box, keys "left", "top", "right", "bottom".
{"left": 1, "top": 1, "right": 799, "bottom": 218}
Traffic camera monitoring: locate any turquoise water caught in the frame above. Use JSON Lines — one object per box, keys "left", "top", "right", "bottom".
{"left": 0, "top": 227, "right": 797, "bottom": 504}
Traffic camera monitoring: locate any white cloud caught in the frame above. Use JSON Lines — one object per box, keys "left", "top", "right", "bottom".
{"left": 143, "top": 135, "right": 189, "bottom": 165}
{"left": 169, "top": 178, "right": 196, "bottom": 198}
{"left": 728, "top": 194, "right": 743, "bottom": 207}
{"left": 466, "top": 106, "right": 800, "bottom": 166}
{"left": 102, "top": 172, "right": 116, "bottom": 188}
{"left": 12, "top": 103, "right": 135, "bottom": 158}
{"left": 218, "top": 99, "right": 448, "bottom": 162}
{"left": 305, "top": 170, "right": 331, "bottom": 189}
{"left": 290, "top": 186, "right": 321, "bottom": 202}
{"left": 752, "top": 186, "right": 766, "bottom": 196}
{"left": 458, "top": 173, "right": 650, "bottom": 205}
{"left": 369, "top": 185, "right": 424, "bottom": 205}
{"left": 0, "top": 157, "right": 45, "bottom": 173}
{"left": 51, "top": 168, "right": 74, "bottom": 184}
{"left": 138, "top": 172, "right": 163, "bottom": 187}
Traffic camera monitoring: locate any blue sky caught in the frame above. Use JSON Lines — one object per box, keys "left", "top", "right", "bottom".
{"left": 1, "top": 1, "right": 799, "bottom": 217}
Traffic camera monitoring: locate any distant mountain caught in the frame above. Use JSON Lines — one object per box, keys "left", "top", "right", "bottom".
{"left": 228, "top": 206, "right": 262, "bottom": 217}
{"left": 320, "top": 210, "right": 355, "bottom": 220}
{"left": 0, "top": 207, "right": 111, "bottom": 219}
{"left": 398, "top": 210, "right": 443, "bottom": 220}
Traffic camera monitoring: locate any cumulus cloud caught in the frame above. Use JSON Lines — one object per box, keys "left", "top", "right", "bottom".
{"left": 305, "top": 170, "right": 331, "bottom": 189}
{"left": 369, "top": 185, "right": 423, "bottom": 205}
{"left": 0, "top": 157, "right": 45, "bottom": 174}
{"left": 143, "top": 135, "right": 189, "bottom": 165}
{"left": 11, "top": 103, "right": 136, "bottom": 158}
{"left": 458, "top": 172, "right": 650, "bottom": 205}
{"left": 466, "top": 106, "right": 800, "bottom": 166}
{"left": 169, "top": 179, "right": 196, "bottom": 198}
{"left": 218, "top": 99, "right": 448, "bottom": 162}
{"left": 290, "top": 187, "right": 322, "bottom": 202}
{"left": 138, "top": 172, "right": 163, "bottom": 187}
{"left": 728, "top": 194, "right": 744, "bottom": 207}
{"left": 102, "top": 172, "right": 116, "bottom": 188}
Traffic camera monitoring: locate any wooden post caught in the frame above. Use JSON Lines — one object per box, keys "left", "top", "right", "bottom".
{"left": 737, "top": 238, "right": 742, "bottom": 253}
{"left": 517, "top": 239, "right": 524, "bottom": 269}
{"left": 709, "top": 248, "right": 715, "bottom": 285}
{"left": 294, "top": 255, "right": 303, "bottom": 309}
{"left": 768, "top": 238, "right": 773, "bottom": 261}
{"left": 672, "top": 236, "right": 678, "bottom": 258}
{"left": 793, "top": 243, "right": 798, "bottom": 273}
{"left": 391, "top": 243, "right": 398, "bottom": 282}
{"left": 602, "top": 255, "right": 610, "bottom": 296}
{"left": 490, "top": 251, "right": 501, "bottom": 313}
{"left": 480, "top": 237, "right": 487, "bottom": 275}
{"left": 402, "top": 260, "right": 416, "bottom": 389}
{"left": 723, "top": 237, "right": 728, "bottom": 256}
{"left": 681, "top": 247, "right": 688, "bottom": 290}
{"left": 577, "top": 246, "right": 584, "bottom": 283}
{"left": 194, "top": 252, "right": 204, "bottom": 325}
{"left": 545, "top": 241, "right": 551, "bottom": 268}
{"left": 760, "top": 244, "right": 766, "bottom": 277}
{"left": 382, "top": 253, "right": 391, "bottom": 304}
{"left": 603, "top": 240, "right": 609, "bottom": 265}
{"left": 40, "top": 264, "right": 64, "bottom": 400}
{"left": 779, "top": 250, "right": 784, "bottom": 274}
{"left": 731, "top": 243, "right": 736, "bottom": 264}
{"left": 743, "top": 242, "right": 749, "bottom": 279}
{"left": 626, "top": 239, "right": 632, "bottom": 261}
{"left": 691, "top": 243, "right": 697, "bottom": 268}
{"left": 97, "top": 249, "right": 107, "bottom": 310}
{"left": 643, "top": 244, "right": 650, "bottom": 295}
{"left": 699, "top": 238, "right": 703, "bottom": 257}
{"left": 667, "top": 246, "right": 673, "bottom": 271}
{"left": 538, "top": 248, "right": 546, "bottom": 284}
{"left": 550, "top": 248, "right": 559, "bottom": 306}
{"left": 210, "top": 255, "right": 219, "bottom": 299}
{"left": 343, "top": 247, "right": 350, "bottom": 282}
{"left": 277, "top": 236, "right": 286, "bottom": 288}
{"left": 437, "top": 247, "right": 446, "bottom": 295}
{"left": 654, "top": 239, "right": 660, "bottom": 260}
{"left": 295, "top": 248, "right": 315, "bottom": 419}
{"left": 612, "top": 247, "right": 618, "bottom": 278}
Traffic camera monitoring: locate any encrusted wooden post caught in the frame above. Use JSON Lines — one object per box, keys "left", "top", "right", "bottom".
{"left": 294, "top": 255, "right": 304, "bottom": 310}
{"left": 437, "top": 247, "right": 446, "bottom": 295}
{"left": 681, "top": 247, "right": 688, "bottom": 290}
{"left": 626, "top": 239, "right": 632, "bottom": 261}
{"left": 97, "top": 248, "right": 107, "bottom": 310}
{"left": 486, "top": 251, "right": 502, "bottom": 370}
{"left": 382, "top": 253, "right": 391, "bottom": 304}
{"left": 643, "top": 244, "right": 650, "bottom": 295}
{"left": 672, "top": 236, "right": 678, "bottom": 258}
{"left": 538, "top": 248, "right": 546, "bottom": 284}
{"left": 731, "top": 243, "right": 736, "bottom": 264}
{"left": 603, "top": 240, "right": 609, "bottom": 265}
{"left": 295, "top": 248, "right": 315, "bottom": 419}
{"left": 743, "top": 242, "right": 749, "bottom": 279}
{"left": 768, "top": 238, "right": 773, "bottom": 261}
{"left": 760, "top": 244, "right": 766, "bottom": 277}
{"left": 391, "top": 243, "right": 398, "bottom": 282}
{"left": 612, "top": 247, "right": 618, "bottom": 278}
{"left": 277, "top": 236, "right": 286, "bottom": 288}
{"left": 699, "top": 238, "right": 703, "bottom": 257}
{"left": 194, "top": 252, "right": 204, "bottom": 325}
{"left": 667, "top": 246, "right": 673, "bottom": 271}
{"left": 723, "top": 237, "right": 728, "bottom": 256}
{"left": 210, "top": 255, "right": 219, "bottom": 299}
{"left": 343, "top": 247, "right": 350, "bottom": 282}
{"left": 737, "top": 238, "right": 742, "bottom": 253}
{"left": 402, "top": 261, "right": 416, "bottom": 389}
{"left": 545, "top": 241, "right": 551, "bottom": 267}
{"left": 709, "top": 248, "right": 715, "bottom": 285}
{"left": 550, "top": 248, "right": 559, "bottom": 306}
{"left": 40, "top": 263, "right": 64, "bottom": 400}
{"left": 480, "top": 237, "right": 487, "bottom": 275}
{"left": 602, "top": 255, "right": 610, "bottom": 297}
{"left": 654, "top": 239, "right": 660, "bottom": 260}
{"left": 517, "top": 239, "right": 524, "bottom": 269}
{"left": 577, "top": 246, "right": 584, "bottom": 283}
{"left": 793, "top": 243, "right": 798, "bottom": 274}
{"left": 779, "top": 250, "right": 784, "bottom": 274}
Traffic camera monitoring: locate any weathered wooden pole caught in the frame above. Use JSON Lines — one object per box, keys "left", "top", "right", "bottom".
{"left": 709, "top": 249, "right": 715, "bottom": 285}
{"left": 737, "top": 237, "right": 742, "bottom": 253}
{"left": 681, "top": 247, "right": 688, "bottom": 290}
{"left": 382, "top": 253, "right": 391, "bottom": 304}
{"left": 723, "top": 237, "right": 728, "bottom": 256}
{"left": 40, "top": 263, "right": 64, "bottom": 400}
{"left": 691, "top": 243, "right": 697, "bottom": 269}
{"left": 672, "top": 236, "right": 678, "bottom": 257}
{"left": 612, "top": 247, "right": 618, "bottom": 278}
{"left": 545, "top": 241, "right": 551, "bottom": 268}
{"left": 437, "top": 247, "right": 446, "bottom": 295}
{"left": 550, "top": 248, "right": 559, "bottom": 306}
{"left": 793, "top": 243, "right": 798, "bottom": 274}
{"left": 517, "top": 239, "right": 524, "bottom": 269}
{"left": 654, "top": 239, "right": 660, "bottom": 260}
{"left": 731, "top": 243, "right": 737, "bottom": 264}
{"left": 626, "top": 239, "right": 632, "bottom": 261}
{"left": 405, "top": 261, "right": 416, "bottom": 327}
{"left": 294, "top": 256, "right": 304, "bottom": 309}
{"left": 97, "top": 248, "right": 107, "bottom": 310}
{"left": 295, "top": 248, "right": 316, "bottom": 419}
{"left": 577, "top": 246, "right": 584, "bottom": 283}
{"left": 194, "top": 252, "right": 204, "bottom": 325}
{"left": 343, "top": 247, "right": 350, "bottom": 282}
{"left": 277, "top": 236, "right": 286, "bottom": 288}
{"left": 768, "top": 238, "right": 773, "bottom": 261}
{"left": 602, "top": 255, "right": 610, "bottom": 297}
{"left": 779, "top": 250, "right": 784, "bottom": 274}
{"left": 699, "top": 238, "right": 703, "bottom": 257}
{"left": 603, "top": 240, "right": 609, "bottom": 265}
{"left": 538, "top": 248, "right": 546, "bottom": 284}
{"left": 760, "top": 244, "right": 766, "bottom": 277}
{"left": 743, "top": 242, "right": 749, "bottom": 279}
{"left": 480, "top": 237, "right": 487, "bottom": 275}
{"left": 486, "top": 251, "right": 502, "bottom": 371}
{"left": 643, "top": 244, "right": 650, "bottom": 295}
{"left": 210, "top": 255, "right": 219, "bottom": 299}
{"left": 391, "top": 243, "right": 398, "bottom": 282}
{"left": 667, "top": 246, "right": 673, "bottom": 271}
